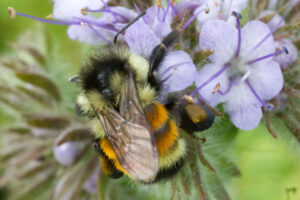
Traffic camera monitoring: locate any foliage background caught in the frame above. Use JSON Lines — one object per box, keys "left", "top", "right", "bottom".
{"left": 0, "top": 0, "right": 300, "bottom": 200}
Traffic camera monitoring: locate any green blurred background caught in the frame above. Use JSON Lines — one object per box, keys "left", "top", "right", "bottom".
{"left": 0, "top": 1, "right": 300, "bottom": 200}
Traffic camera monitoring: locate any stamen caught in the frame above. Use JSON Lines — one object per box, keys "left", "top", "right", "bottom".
{"left": 100, "top": 0, "right": 110, "bottom": 9}
{"left": 212, "top": 83, "right": 221, "bottom": 94}
{"left": 11, "top": 10, "right": 75, "bottom": 26}
{"left": 247, "top": 47, "right": 288, "bottom": 64}
{"left": 182, "top": 8, "right": 205, "bottom": 30}
{"left": 161, "top": 61, "right": 192, "bottom": 76}
{"left": 205, "top": 7, "right": 210, "bottom": 14}
{"left": 133, "top": 2, "right": 141, "bottom": 14}
{"left": 45, "top": 14, "right": 53, "bottom": 19}
{"left": 73, "top": 17, "right": 118, "bottom": 32}
{"left": 87, "top": 9, "right": 128, "bottom": 21}
{"left": 218, "top": 79, "right": 233, "bottom": 95}
{"left": 183, "top": 95, "right": 194, "bottom": 103}
{"left": 190, "top": 63, "right": 230, "bottom": 97}
{"left": 170, "top": 0, "right": 178, "bottom": 15}
{"left": 8, "top": 7, "right": 16, "bottom": 19}
{"left": 162, "top": 0, "right": 171, "bottom": 22}
{"left": 238, "top": 71, "right": 251, "bottom": 84}
{"left": 252, "top": 16, "right": 284, "bottom": 52}
{"left": 246, "top": 80, "right": 273, "bottom": 110}
{"left": 81, "top": 7, "right": 88, "bottom": 15}
{"left": 161, "top": 73, "right": 173, "bottom": 83}
{"left": 232, "top": 11, "right": 242, "bottom": 57}
{"left": 88, "top": 25, "right": 112, "bottom": 45}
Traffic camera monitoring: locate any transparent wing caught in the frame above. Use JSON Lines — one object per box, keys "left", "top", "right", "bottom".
{"left": 97, "top": 72, "right": 158, "bottom": 182}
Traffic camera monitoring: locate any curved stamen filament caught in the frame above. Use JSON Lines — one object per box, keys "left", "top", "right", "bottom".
{"left": 218, "top": 79, "right": 233, "bottom": 95}
{"left": 161, "top": 73, "right": 173, "bottom": 83}
{"left": 190, "top": 63, "right": 230, "bottom": 97}
{"left": 182, "top": 8, "right": 205, "bottom": 30}
{"left": 73, "top": 17, "right": 118, "bottom": 32}
{"left": 88, "top": 25, "right": 112, "bottom": 45}
{"left": 247, "top": 47, "right": 288, "bottom": 64}
{"left": 251, "top": 16, "right": 284, "bottom": 52}
{"left": 87, "top": 9, "right": 128, "bottom": 21}
{"left": 101, "top": 0, "right": 110, "bottom": 9}
{"left": 163, "top": 0, "right": 171, "bottom": 22}
{"left": 246, "top": 80, "right": 269, "bottom": 108}
{"left": 232, "top": 11, "right": 242, "bottom": 57}
{"left": 133, "top": 2, "right": 142, "bottom": 14}
{"left": 161, "top": 61, "right": 192, "bottom": 76}
{"left": 15, "top": 12, "right": 75, "bottom": 26}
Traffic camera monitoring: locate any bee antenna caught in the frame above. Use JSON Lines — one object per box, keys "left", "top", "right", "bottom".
{"left": 113, "top": 11, "right": 147, "bottom": 44}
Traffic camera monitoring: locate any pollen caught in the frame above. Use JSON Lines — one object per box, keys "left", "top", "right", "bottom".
{"left": 144, "top": 102, "right": 169, "bottom": 131}
{"left": 45, "top": 14, "right": 53, "bottom": 19}
{"left": 205, "top": 7, "right": 210, "bottom": 14}
{"left": 81, "top": 7, "right": 88, "bottom": 15}
{"left": 212, "top": 83, "right": 221, "bottom": 94}
{"left": 8, "top": 7, "right": 16, "bottom": 19}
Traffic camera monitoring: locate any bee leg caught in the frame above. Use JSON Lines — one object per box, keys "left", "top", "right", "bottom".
{"left": 149, "top": 11, "right": 190, "bottom": 73}
{"left": 93, "top": 138, "right": 123, "bottom": 179}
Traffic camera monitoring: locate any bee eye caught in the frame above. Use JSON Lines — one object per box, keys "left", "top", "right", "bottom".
{"left": 97, "top": 72, "right": 108, "bottom": 89}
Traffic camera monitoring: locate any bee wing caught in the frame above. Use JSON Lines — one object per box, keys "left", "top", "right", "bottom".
{"left": 119, "top": 71, "right": 149, "bottom": 126}
{"left": 97, "top": 72, "right": 158, "bottom": 183}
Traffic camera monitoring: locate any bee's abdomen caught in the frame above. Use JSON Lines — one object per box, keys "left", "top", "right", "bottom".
{"left": 144, "top": 102, "right": 185, "bottom": 182}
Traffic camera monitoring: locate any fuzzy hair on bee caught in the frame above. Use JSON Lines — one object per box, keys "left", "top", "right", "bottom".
{"left": 73, "top": 11, "right": 215, "bottom": 183}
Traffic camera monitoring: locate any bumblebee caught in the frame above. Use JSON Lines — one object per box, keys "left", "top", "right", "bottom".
{"left": 73, "top": 12, "right": 215, "bottom": 183}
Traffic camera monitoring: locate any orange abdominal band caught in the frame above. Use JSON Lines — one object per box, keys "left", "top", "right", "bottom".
{"left": 99, "top": 154, "right": 114, "bottom": 176}
{"left": 155, "top": 120, "right": 179, "bottom": 156}
{"left": 100, "top": 137, "right": 128, "bottom": 175}
{"left": 144, "top": 102, "right": 169, "bottom": 131}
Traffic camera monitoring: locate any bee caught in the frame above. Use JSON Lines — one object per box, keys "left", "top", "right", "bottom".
{"left": 72, "top": 11, "right": 215, "bottom": 183}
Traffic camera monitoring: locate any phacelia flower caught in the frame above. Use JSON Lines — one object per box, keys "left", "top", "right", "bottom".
{"left": 175, "top": 0, "right": 203, "bottom": 17}
{"left": 259, "top": 11, "right": 298, "bottom": 68}
{"left": 194, "top": 0, "right": 248, "bottom": 25}
{"left": 193, "top": 13, "right": 286, "bottom": 130}
{"left": 54, "top": 142, "right": 85, "bottom": 166}
{"left": 10, "top": 1, "right": 198, "bottom": 94}
{"left": 52, "top": 0, "right": 108, "bottom": 20}
{"left": 124, "top": 4, "right": 197, "bottom": 93}
{"left": 10, "top": 4, "right": 137, "bottom": 45}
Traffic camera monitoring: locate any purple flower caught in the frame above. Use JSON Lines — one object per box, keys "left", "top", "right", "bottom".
{"left": 259, "top": 11, "right": 297, "bottom": 68}
{"left": 194, "top": 0, "right": 249, "bottom": 25}
{"left": 13, "top": 4, "right": 136, "bottom": 45}
{"left": 274, "top": 39, "right": 297, "bottom": 68}
{"left": 158, "top": 50, "right": 197, "bottom": 93}
{"left": 54, "top": 142, "right": 85, "bottom": 166}
{"left": 124, "top": 20, "right": 160, "bottom": 58}
{"left": 52, "top": 0, "right": 108, "bottom": 20}
{"left": 124, "top": 5, "right": 176, "bottom": 57}
{"left": 124, "top": 5, "right": 197, "bottom": 93}
{"left": 193, "top": 16, "right": 285, "bottom": 130}
{"left": 175, "top": 0, "right": 203, "bottom": 17}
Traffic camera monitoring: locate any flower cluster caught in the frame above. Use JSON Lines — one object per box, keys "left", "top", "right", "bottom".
{"left": 8, "top": 0, "right": 298, "bottom": 131}
{"left": 3, "top": 0, "right": 300, "bottom": 199}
